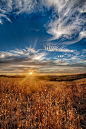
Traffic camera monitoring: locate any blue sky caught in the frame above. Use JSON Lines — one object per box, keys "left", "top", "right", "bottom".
{"left": 0, "top": 0, "right": 86, "bottom": 74}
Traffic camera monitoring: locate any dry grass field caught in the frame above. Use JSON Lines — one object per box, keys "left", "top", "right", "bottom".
{"left": 0, "top": 75, "right": 86, "bottom": 129}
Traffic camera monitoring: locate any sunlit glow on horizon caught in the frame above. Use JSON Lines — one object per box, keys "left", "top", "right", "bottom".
{"left": 30, "top": 72, "right": 32, "bottom": 75}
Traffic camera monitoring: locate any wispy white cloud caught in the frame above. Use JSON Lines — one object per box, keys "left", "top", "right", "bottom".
{"left": 0, "top": 0, "right": 37, "bottom": 24}
{"left": 0, "top": 0, "right": 86, "bottom": 45}
{"left": 62, "top": 31, "right": 86, "bottom": 45}
{"left": 44, "top": 0, "right": 86, "bottom": 44}
{"left": 44, "top": 45, "right": 74, "bottom": 52}
{"left": 46, "top": 0, "right": 86, "bottom": 43}
{"left": 0, "top": 51, "right": 18, "bottom": 58}
{"left": 62, "top": 54, "right": 86, "bottom": 65}
{"left": 0, "top": 14, "right": 11, "bottom": 24}
{"left": 33, "top": 53, "right": 45, "bottom": 61}
{"left": 0, "top": 47, "right": 47, "bottom": 67}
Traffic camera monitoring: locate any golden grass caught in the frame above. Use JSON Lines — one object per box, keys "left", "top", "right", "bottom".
{"left": 1, "top": 76, "right": 86, "bottom": 129}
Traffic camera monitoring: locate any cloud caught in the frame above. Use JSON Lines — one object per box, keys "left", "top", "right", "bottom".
{"left": 62, "top": 31, "right": 86, "bottom": 45}
{"left": 44, "top": 45, "right": 74, "bottom": 52}
{"left": 37, "top": 65, "right": 86, "bottom": 74}
{"left": 0, "top": 0, "right": 37, "bottom": 24}
{"left": 82, "top": 49, "right": 86, "bottom": 53}
{"left": 46, "top": 0, "right": 86, "bottom": 43}
{"left": 0, "top": 47, "right": 86, "bottom": 74}
{"left": 0, "top": 47, "right": 46, "bottom": 73}
{"left": 0, "top": 47, "right": 45, "bottom": 62}
{"left": 80, "top": 31, "right": 86, "bottom": 39}
{"left": 0, "top": 0, "right": 86, "bottom": 73}
{"left": 0, "top": 14, "right": 11, "bottom": 24}
{"left": 0, "top": 0, "right": 86, "bottom": 44}
{"left": 0, "top": 47, "right": 40, "bottom": 59}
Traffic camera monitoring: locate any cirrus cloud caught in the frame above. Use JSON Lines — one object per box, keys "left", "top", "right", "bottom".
{"left": 0, "top": 0, "right": 86, "bottom": 44}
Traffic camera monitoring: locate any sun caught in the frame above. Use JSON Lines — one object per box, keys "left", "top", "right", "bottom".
{"left": 29, "top": 72, "right": 32, "bottom": 75}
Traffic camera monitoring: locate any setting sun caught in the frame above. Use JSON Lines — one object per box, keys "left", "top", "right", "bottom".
{"left": 30, "top": 72, "right": 32, "bottom": 75}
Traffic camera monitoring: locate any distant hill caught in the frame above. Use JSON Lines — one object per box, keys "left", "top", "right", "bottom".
{"left": 37, "top": 73, "right": 86, "bottom": 81}
{"left": 0, "top": 73, "right": 86, "bottom": 81}
{"left": 0, "top": 75, "right": 26, "bottom": 78}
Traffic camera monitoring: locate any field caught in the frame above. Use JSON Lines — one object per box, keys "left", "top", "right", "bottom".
{"left": 1, "top": 74, "right": 86, "bottom": 129}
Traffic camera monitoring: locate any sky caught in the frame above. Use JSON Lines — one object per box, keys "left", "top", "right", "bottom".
{"left": 0, "top": 0, "right": 86, "bottom": 75}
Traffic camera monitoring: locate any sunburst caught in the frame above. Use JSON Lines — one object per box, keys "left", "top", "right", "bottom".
{"left": 30, "top": 72, "right": 32, "bottom": 75}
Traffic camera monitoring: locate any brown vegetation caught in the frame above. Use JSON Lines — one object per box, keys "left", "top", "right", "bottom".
{"left": 1, "top": 75, "right": 86, "bottom": 129}
{"left": 37, "top": 73, "right": 86, "bottom": 81}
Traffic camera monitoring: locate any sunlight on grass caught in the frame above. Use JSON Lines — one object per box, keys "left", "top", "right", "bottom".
{"left": 0, "top": 76, "right": 86, "bottom": 129}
